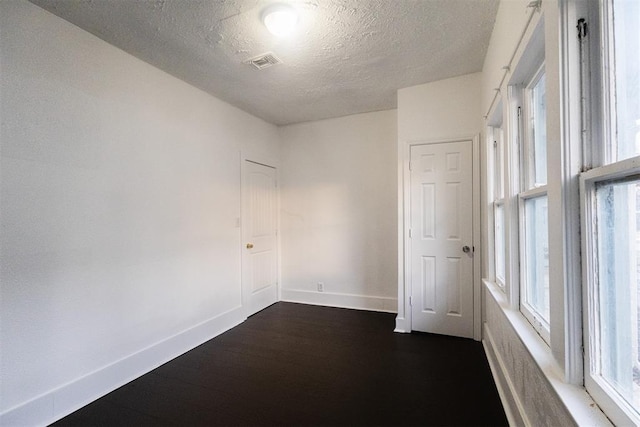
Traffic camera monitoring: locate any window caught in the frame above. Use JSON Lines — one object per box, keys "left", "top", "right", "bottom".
{"left": 487, "top": 99, "right": 506, "bottom": 292}
{"left": 528, "top": 72, "right": 547, "bottom": 186}
{"left": 610, "top": 0, "right": 640, "bottom": 162}
{"left": 595, "top": 177, "right": 640, "bottom": 399}
{"left": 583, "top": 163, "right": 640, "bottom": 425}
{"left": 522, "top": 194, "right": 549, "bottom": 320}
{"left": 581, "top": 0, "right": 640, "bottom": 423}
{"left": 493, "top": 126, "right": 506, "bottom": 288}
{"left": 517, "top": 65, "right": 550, "bottom": 341}
{"left": 494, "top": 203, "right": 506, "bottom": 286}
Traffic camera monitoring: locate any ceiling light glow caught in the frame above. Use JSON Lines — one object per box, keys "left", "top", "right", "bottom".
{"left": 263, "top": 4, "right": 298, "bottom": 37}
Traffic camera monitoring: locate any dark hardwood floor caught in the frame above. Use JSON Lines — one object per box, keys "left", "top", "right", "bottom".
{"left": 52, "top": 302, "right": 508, "bottom": 426}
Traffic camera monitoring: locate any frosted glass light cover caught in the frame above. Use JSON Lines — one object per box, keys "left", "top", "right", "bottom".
{"left": 263, "top": 5, "right": 297, "bottom": 37}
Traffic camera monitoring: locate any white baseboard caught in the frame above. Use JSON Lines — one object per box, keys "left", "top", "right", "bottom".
{"left": 281, "top": 289, "right": 397, "bottom": 313}
{"left": 483, "top": 323, "right": 528, "bottom": 427}
{"left": 1, "top": 306, "right": 246, "bottom": 427}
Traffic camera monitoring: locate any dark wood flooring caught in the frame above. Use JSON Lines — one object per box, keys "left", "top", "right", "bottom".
{"left": 52, "top": 302, "right": 508, "bottom": 426}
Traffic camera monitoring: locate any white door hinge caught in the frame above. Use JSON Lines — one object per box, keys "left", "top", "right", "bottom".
{"left": 409, "top": 296, "right": 413, "bottom": 306}
{"left": 409, "top": 228, "right": 412, "bottom": 238}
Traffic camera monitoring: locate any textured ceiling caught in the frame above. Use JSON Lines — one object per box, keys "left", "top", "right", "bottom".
{"left": 29, "top": 0, "right": 499, "bottom": 125}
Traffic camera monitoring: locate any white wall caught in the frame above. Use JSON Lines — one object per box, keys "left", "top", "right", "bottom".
{"left": 0, "top": 1, "right": 279, "bottom": 424}
{"left": 279, "top": 111, "right": 398, "bottom": 312}
{"left": 395, "top": 73, "right": 482, "bottom": 332}
{"left": 398, "top": 73, "right": 482, "bottom": 142}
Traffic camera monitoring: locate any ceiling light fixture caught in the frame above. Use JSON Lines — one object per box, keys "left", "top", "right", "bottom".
{"left": 262, "top": 4, "right": 298, "bottom": 37}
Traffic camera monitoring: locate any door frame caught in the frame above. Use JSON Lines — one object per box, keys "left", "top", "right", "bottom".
{"left": 240, "top": 154, "right": 280, "bottom": 318}
{"left": 396, "top": 136, "right": 482, "bottom": 341}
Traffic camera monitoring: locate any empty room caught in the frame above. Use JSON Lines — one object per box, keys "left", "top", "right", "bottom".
{"left": 1, "top": 0, "right": 639, "bottom": 425}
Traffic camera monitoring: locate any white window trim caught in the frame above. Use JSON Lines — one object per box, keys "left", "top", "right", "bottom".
{"left": 485, "top": 125, "right": 498, "bottom": 285}
{"left": 482, "top": 0, "right": 623, "bottom": 422}
{"left": 558, "top": 0, "right": 588, "bottom": 386}
{"left": 494, "top": 200, "right": 506, "bottom": 289}
{"left": 488, "top": 117, "right": 507, "bottom": 292}
{"left": 484, "top": 278, "right": 611, "bottom": 426}
{"left": 512, "top": 63, "right": 551, "bottom": 344}
{"left": 494, "top": 125, "right": 507, "bottom": 289}
{"left": 481, "top": 4, "right": 612, "bottom": 422}
{"left": 522, "top": 64, "right": 547, "bottom": 190}
{"left": 494, "top": 126, "right": 506, "bottom": 201}
{"left": 518, "top": 186, "right": 550, "bottom": 344}
{"left": 578, "top": 0, "right": 640, "bottom": 421}
{"left": 599, "top": 0, "right": 617, "bottom": 166}
{"left": 505, "top": 85, "right": 523, "bottom": 311}
{"left": 580, "top": 156, "right": 640, "bottom": 426}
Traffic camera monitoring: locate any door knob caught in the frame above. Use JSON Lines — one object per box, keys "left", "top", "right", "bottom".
{"left": 246, "top": 243, "right": 254, "bottom": 249}
{"left": 462, "top": 245, "right": 471, "bottom": 253}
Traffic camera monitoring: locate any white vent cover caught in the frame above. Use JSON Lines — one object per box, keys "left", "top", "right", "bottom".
{"left": 245, "top": 52, "right": 282, "bottom": 70}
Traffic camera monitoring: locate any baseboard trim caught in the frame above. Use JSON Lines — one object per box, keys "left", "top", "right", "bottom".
{"left": 483, "top": 323, "right": 529, "bottom": 427}
{"left": 1, "top": 306, "right": 246, "bottom": 427}
{"left": 281, "top": 289, "right": 397, "bottom": 313}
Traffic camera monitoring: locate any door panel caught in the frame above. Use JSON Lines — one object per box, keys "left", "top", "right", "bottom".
{"left": 410, "top": 141, "right": 474, "bottom": 338}
{"left": 242, "top": 160, "right": 277, "bottom": 316}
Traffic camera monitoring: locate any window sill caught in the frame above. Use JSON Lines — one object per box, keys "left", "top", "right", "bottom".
{"left": 483, "top": 279, "right": 612, "bottom": 426}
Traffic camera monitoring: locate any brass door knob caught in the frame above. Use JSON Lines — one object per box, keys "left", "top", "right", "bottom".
{"left": 246, "top": 243, "right": 254, "bottom": 249}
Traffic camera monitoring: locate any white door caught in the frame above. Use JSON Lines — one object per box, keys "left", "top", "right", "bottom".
{"left": 241, "top": 160, "right": 278, "bottom": 316}
{"left": 410, "top": 141, "right": 474, "bottom": 338}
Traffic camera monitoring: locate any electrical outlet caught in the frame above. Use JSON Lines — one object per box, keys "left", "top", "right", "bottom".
{"left": 317, "top": 282, "right": 324, "bottom": 292}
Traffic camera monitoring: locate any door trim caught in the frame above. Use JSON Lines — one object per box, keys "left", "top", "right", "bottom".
{"left": 396, "top": 136, "right": 482, "bottom": 340}
{"left": 240, "top": 156, "right": 280, "bottom": 318}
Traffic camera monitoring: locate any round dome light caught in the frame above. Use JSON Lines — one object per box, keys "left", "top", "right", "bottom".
{"left": 263, "top": 4, "right": 298, "bottom": 37}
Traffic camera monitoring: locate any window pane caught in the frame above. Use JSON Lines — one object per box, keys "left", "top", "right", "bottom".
{"left": 531, "top": 73, "right": 547, "bottom": 186}
{"left": 495, "top": 203, "right": 506, "bottom": 284}
{"left": 595, "top": 177, "right": 640, "bottom": 413}
{"left": 523, "top": 195, "right": 549, "bottom": 321}
{"left": 494, "top": 129, "right": 504, "bottom": 199}
{"left": 613, "top": 0, "right": 640, "bottom": 161}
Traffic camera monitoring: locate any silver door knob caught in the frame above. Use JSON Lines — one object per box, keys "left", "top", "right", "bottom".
{"left": 462, "top": 245, "right": 471, "bottom": 253}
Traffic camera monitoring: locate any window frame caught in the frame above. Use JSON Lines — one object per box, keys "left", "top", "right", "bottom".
{"left": 494, "top": 200, "right": 506, "bottom": 288}
{"left": 579, "top": 0, "right": 640, "bottom": 423}
{"left": 522, "top": 64, "right": 548, "bottom": 189}
{"left": 494, "top": 127, "right": 506, "bottom": 201}
{"left": 518, "top": 188, "right": 550, "bottom": 343}
{"left": 513, "top": 64, "right": 551, "bottom": 344}
{"left": 493, "top": 125, "right": 507, "bottom": 290}
{"left": 486, "top": 99, "right": 508, "bottom": 294}
{"left": 581, "top": 157, "right": 640, "bottom": 426}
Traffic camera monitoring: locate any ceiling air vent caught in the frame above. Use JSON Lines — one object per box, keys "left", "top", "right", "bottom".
{"left": 245, "top": 52, "right": 282, "bottom": 70}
